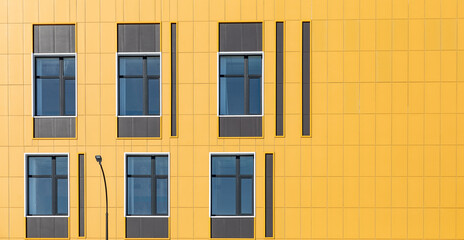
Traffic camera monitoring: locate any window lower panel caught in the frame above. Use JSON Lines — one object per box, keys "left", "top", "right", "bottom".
{"left": 211, "top": 218, "right": 254, "bottom": 238}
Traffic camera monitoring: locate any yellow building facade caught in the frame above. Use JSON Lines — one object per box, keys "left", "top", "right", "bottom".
{"left": 0, "top": 0, "right": 464, "bottom": 239}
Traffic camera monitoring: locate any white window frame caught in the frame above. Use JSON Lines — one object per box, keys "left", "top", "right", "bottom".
{"left": 116, "top": 52, "right": 162, "bottom": 118}
{"left": 31, "top": 53, "right": 78, "bottom": 118}
{"left": 24, "top": 153, "right": 70, "bottom": 217}
{"left": 209, "top": 152, "right": 256, "bottom": 218}
{"left": 124, "top": 152, "right": 170, "bottom": 218}
{"left": 217, "top": 52, "right": 264, "bottom": 117}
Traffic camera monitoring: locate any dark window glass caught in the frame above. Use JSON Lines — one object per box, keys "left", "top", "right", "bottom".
{"left": 28, "top": 178, "right": 52, "bottom": 215}
{"left": 211, "top": 155, "right": 254, "bottom": 216}
{"left": 219, "top": 77, "right": 245, "bottom": 115}
{"left": 28, "top": 157, "right": 52, "bottom": 175}
{"left": 241, "top": 178, "right": 253, "bottom": 214}
{"left": 127, "top": 177, "right": 152, "bottom": 215}
{"left": 64, "top": 80, "right": 75, "bottom": 115}
{"left": 27, "top": 155, "right": 68, "bottom": 216}
{"left": 119, "top": 78, "right": 144, "bottom": 115}
{"left": 127, "top": 156, "right": 151, "bottom": 175}
{"left": 118, "top": 56, "right": 161, "bottom": 116}
{"left": 36, "top": 78, "right": 60, "bottom": 116}
{"left": 35, "top": 57, "right": 75, "bottom": 116}
{"left": 156, "top": 178, "right": 168, "bottom": 214}
{"left": 219, "top": 55, "right": 262, "bottom": 115}
{"left": 211, "top": 156, "right": 236, "bottom": 175}
{"left": 126, "top": 155, "right": 169, "bottom": 216}
{"left": 57, "top": 179, "right": 68, "bottom": 214}
{"left": 211, "top": 178, "right": 236, "bottom": 215}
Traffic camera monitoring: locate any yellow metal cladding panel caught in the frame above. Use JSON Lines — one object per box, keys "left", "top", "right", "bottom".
{"left": 0, "top": 0, "right": 463, "bottom": 239}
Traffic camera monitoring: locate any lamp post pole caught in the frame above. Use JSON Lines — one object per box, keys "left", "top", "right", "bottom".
{"left": 95, "top": 155, "right": 108, "bottom": 240}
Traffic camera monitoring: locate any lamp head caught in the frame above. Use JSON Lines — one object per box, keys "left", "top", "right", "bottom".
{"left": 95, "top": 155, "right": 102, "bottom": 164}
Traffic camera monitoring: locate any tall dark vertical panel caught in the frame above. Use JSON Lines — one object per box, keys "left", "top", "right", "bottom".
{"left": 302, "top": 22, "right": 311, "bottom": 136}
{"left": 265, "top": 154, "right": 273, "bottom": 237}
{"left": 276, "top": 22, "right": 284, "bottom": 136}
{"left": 171, "top": 23, "right": 177, "bottom": 136}
{"left": 78, "top": 154, "right": 85, "bottom": 237}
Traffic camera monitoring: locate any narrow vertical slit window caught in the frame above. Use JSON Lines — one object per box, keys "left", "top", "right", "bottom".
{"left": 276, "top": 22, "right": 284, "bottom": 136}
{"left": 265, "top": 153, "right": 273, "bottom": 237}
{"left": 171, "top": 23, "right": 177, "bottom": 136}
{"left": 78, "top": 154, "right": 85, "bottom": 237}
{"left": 302, "top": 22, "right": 311, "bottom": 136}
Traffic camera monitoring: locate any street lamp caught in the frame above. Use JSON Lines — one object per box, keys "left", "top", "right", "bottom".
{"left": 95, "top": 155, "right": 108, "bottom": 240}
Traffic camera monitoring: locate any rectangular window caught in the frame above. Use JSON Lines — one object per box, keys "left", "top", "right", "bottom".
{"left": 302, "top": 22, "right": 311, "bottom": 136}
{"left": 118, "top": 55, "right": 161, "bottom": 116}
{"left": 276, "top": 22, "right": 284, "bottom": 136}
{"left": 265, "top": 153, "right": 273, "bottom": 237}
{"left": 26, "top": 154, "right": 68, "bottom": 216}
{"left": 171, "top": 23, "right": 177, "bottom": 136}
{"left": 34, "top": 57, "right": 76, "bottom": 116}
{"left": 210, "top": 154, "right": 254, "bottom": 217}
{"left": 219, "top": 55, "right": 263, "bottom": 116}
{"left": 78, "top": 154, "right": 85, "bottom": 237}
{"left": 126, "top": 154, "right": 169, "bottom": 216}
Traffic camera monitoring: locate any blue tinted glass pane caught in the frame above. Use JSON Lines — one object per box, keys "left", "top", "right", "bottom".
{"left": 28, "top": 178, "right": 52, "bottom": 215}
{"left": 56, "top": 157, "right": 68, "bottom": 175}
{"left": 156, "top": 179, "right": 168, "bottom": 215}
{"left": 219, "top": 77, "right": 244, "bottom": 115}
{"left": 64, "top": 80, "right": 75, "bottom": 115}
{"left": 212, "top": 156, "right": 236, "bottom": 175}
{"left": 119, "top": 57, "right": 143, "bottom": 76}
{"left": 57, "top": 179, "right": 68, "bottom": 214}
{"left": 240, "top": 156, "right": 253, "bottom": 175}
{"left": 119, "top": 78, "right": 144, "bottom": 115}
{"left": 63, "top": 58, "right": 75, "bottom": 77}
{"left": 248, "top": 56, "right": 262, "bottom": 75}
{"left": 147, "top": 57, "right": 160, "bottom": 76}
{"left": 127, "top": 177, "right": 152, "bottom": 215}
{"left": 155, "top": 156, "right": 168, "bottom": 175}
{"left": 148, "top": 78, "right": 160, "bottom": 115}
{"left": 211, "top": 177, "right": 236, "bottom": 215}
{"left": 36, "top": 58, "right": 59, "bottom": 76}
{"left": 36, "top": 78, "right": 60, "bottom": 116}
{"left": 220, "top": 56, "right": 244, "bottom": 75}
{"left": 241, "top": 178, "right": 253, "bottom": 215}
{"left": 127, "top": 156, "right": 151, "bottom": 175}
{"left": 249, "top": 78, "right": 261, "bottom": 115}
{"left": 29, "top": 157, "right": 52, "bottom": 175}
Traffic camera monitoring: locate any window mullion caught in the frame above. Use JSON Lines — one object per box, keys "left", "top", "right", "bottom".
{"left": 143, "top": 57, "right": 149, "bottom": 115}
{"left": 59, "top": 58, "right": 65, "bottom": 116}
{"left": 244, "top": 56, "right": 249, "bottom": 115}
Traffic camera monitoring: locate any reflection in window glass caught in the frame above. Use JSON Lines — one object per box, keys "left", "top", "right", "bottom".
{"left": 219, "top": 55, "right": 262, "bottom": 115}
{"left": 241, "top": 179, "right": 253, "bottom": 214}
{"left": 126, "top": 155, "right": 169, "bottom": 216}
{"left": 119, "top": 78, "right": 144, "bottom": 115}
{"left": 28, "top": 178, "right": 52, "bottom": 215}
{"left": 28, "top": 157, "right": 52, "bottom": 175}
{"left": 57, "top": 179, "right": 68, "bottom": 214}
{"left": 212, "top": 178, "right": 236, "bottom": 215}
{"left": 127, "top": 178, "right": 152, "bottom": 215}
{"left": 156, "top": 179, "right": 168, "bottom": 214}
{"left": 36, "top": 78, "right": 60, "bottom": 116}
{"left": 211, "top": 155, "right": 254, "bottom": 216}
